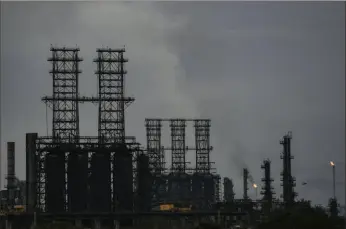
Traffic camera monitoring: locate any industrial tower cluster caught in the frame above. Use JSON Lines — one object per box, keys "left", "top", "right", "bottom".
{"left": 222, "top": 131, "right": 296, "bottom": 215}
{"left": 22, "top": 46, "right": 220, "bottom": 214}
{"left": 145, "top": 119, "right": 220, "bottom": 210}
{"left": 0, "top": 45, "right": 342, "bottom": 229}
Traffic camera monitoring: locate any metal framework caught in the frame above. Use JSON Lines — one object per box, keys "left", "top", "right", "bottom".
{"left": 145, "top": 119, "right": 164, "bottom": 174}
{"left": 145, "top": 118, "right": 214, "bottom": 173}
{"left": 94, "top": 48, "right": 134, "bottom": 144}
{"left": 214, "top": 175, "right": 221, "bottom": 202}
{"left": 170, "top": 119, "right": 187, "bottom": 173}
{"left": 194, "top": 119, "right": 212, "bottom": 173}
{"left": 35, "top": 136, "right": 140, "bottom": 212}
{"left": 43, "top": 46, "right": 82, "bottom": 143}
{"left": 280, "top": 131, "right": 296, "bottom": 207}
{"left": 144, "top": 119, "right": 166, "bottom": 205}
{"left": 35, "top": 46, "right": 139, "bottom": 213}
{"left": 261, "top": 159, "right": 274, "bottom": 212}
{"left": 94, "top": 48, "right": 135, "bottom": 212}
{"left": 144, "top": 118, "right": 220, "bottom": 208}
{"left": 41, "top": 47, "right": 83, "bottom": 212}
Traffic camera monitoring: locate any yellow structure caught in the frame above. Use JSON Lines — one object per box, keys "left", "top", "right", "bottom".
{"left": 13, "top": 205, "right": 25, "bottom": 213}
{"left": 158, "top": 203, "right": 192, "bottom": 212}
{"left": 160, "top": 204, "right": 174, "bottom": 211}
{"left": 0, "top": 205, "right": 25, "bottom": 215}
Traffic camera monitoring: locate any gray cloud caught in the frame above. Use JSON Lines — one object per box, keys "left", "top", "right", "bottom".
{"left": 1, "top": 2, "right": 344, "bottom": 207}
{"left": 155, "top": 2, "right": 345, "bottom": 205}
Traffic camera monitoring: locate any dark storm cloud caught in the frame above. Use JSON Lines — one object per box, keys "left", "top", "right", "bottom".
{"left": 154, "top": 2, "right": 345, "bottom": 205}
{"left": 1, "top": 2, "right": 344, "bottom": 206}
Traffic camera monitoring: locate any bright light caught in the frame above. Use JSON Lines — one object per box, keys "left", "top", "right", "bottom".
{"left": 330, "top": 161, "right": 335, "bottom": 166}
{"left": 253, "top": 184, "right": 257, "bottom": 188}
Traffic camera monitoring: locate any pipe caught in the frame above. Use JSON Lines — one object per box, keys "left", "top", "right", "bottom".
{"left": 332, "top": 165, "right": 336, "bottom": 199}
{"left": 7, "top": 142, "right": 15, "bottom": 208}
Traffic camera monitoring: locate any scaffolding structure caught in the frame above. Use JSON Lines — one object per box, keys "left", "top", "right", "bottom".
{"left": 280, "top": 131, "right": 296, "bottom": 207}
{"left": 145, "top": 119, "right": 165, "bottom": 174}
{"left": 41, "top": 47, "right": 83, "bottom": 212}
{"left": 26, "top": 46, "right": 223, "bottom": 214}
{"left": 214, "top": 174, "right": 221, "bottom": 202}
{"left": 34, "top": 136, "right": 140, "bottom": 212}
{"left": 145, "top": 118, "right": 220, "bottom": 208}
{"left": 170, "top": 119, "right": 187, "bottom": 173}
{"left": 44, "top": 47, "right": 82, "bottom": 142}
{"left": 94, "top": 48, "right": 134, "bottom": 144}
{"left": 145, "top": 119, "right": 166, "bottom": 205}
{"left": 94, "top": 48, "right": 135, "bottom": 212}
{"left": 194, "top": 119, "right": 212, "bottom": 174}
{"left": 31, "top": 46, "right": 141, "bottom": 213}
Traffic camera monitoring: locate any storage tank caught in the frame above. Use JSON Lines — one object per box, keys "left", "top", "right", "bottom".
{"left": 89, "top": 150, "right": 111, "bottom": 212}
{"left": 136, "top": 154, "right": 152, "bottom": 212}
{"left": 45, "top": 149, "right": 65, "bottom": 213}
{"left": 113, "top": 145, "right": 133, "bottom": 211}
{"left": 68, "top": 150, "right": 88, "bottom": 212}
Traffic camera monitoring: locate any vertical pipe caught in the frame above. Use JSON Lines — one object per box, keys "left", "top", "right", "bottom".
{"left": 243, "top": 168, "right": 248, "bottom": 200}
{"left": 7, "top": 142, "right": 15, "bottom": 208}
{"left": 26, "top": 133, "right": 38, "bottom": 213}
{"left": 332, "top": 165, "right": 336, "bottom": 199}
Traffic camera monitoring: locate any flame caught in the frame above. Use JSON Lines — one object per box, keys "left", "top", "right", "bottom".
{"left": 253, "top": 184, "right": 258, "bottom": 188}
{"left": 330, "top": 161, "right": 335, "bottom": 166}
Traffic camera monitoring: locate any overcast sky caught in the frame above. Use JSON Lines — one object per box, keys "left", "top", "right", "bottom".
{"left": 1, "top": 2, "right": 344, "bottom": 207}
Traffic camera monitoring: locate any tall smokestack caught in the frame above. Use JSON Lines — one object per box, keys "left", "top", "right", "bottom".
{"left": 7, "top": 142, "right": 15, "bottom": 208}
{"left": 243, "top": 168, "right": 248, "bottom": 200}
{"left": 261, "top": 159, "right": 275, "bottom": 213}
{"left": 280, "top": 131, "right": 296, "bottom": 207}
{"left": 26, "top": 133, "right": 38, "bottom": 213}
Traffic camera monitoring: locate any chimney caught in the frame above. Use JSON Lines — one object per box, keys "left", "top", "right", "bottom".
{"left": 7, "top": 142, "right": 15, "bottom": 208}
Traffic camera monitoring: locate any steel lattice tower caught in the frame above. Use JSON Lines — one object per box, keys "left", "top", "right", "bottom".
{"left": 145, "top": 119, "right": 164, "bottom": 174}
{"left": 145, "top": 119, "right": 166, "bottom": 204}
{"left": 93, "top": 48, "right": 135, "bottom": 213}
{"left": 170, "top": 119, "right": 187, "bottom": 173}
{"left": 44, "top": 47, "right": 83, "bottom": 142}
{"left": 41, "top": 47, "right": 83, "bottom": 212}
{"left": 280, "top": 131, "right": 296, "bottom": 206}
{"left": 261, "top": 159, "right": 274, "bottom": 212}
{"left": 94, "top": 48, "right": 134, "bottom": 144}
{"left": 194, "top": 119, "right": 212, "bottom": 174}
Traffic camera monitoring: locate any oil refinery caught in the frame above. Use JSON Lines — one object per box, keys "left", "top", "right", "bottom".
{"left": 0, "top": 46, "right": 341, "bottom": 229}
